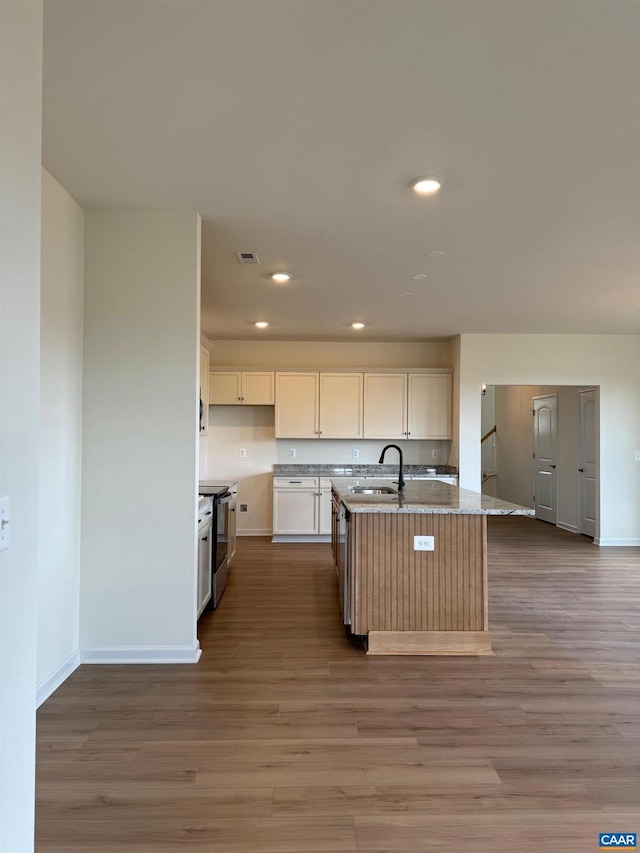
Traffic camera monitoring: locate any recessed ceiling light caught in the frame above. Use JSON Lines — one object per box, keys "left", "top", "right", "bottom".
{"left": 271, "top": 272, "right": 291, "bottom": 283}
{"left": 351, "top": 322, "right": 365, "bottom": 330}
{"left": 410, "top": 273, "right": 429, "bottom": 281}
{"left": 425, "top": 250, "right": 446, "bottom": 257}
{"left": 410, "top": 176, "right": 444, "bottom": 195}
{"left": 255, "top": 321, "right": 269, "bottom": 329}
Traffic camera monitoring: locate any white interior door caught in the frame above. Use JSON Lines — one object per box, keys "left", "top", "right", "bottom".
{"left": 578, "top": 389, "right": 597, "bottom": 538}
{"left": 533, "top": 394, "right": 558, "bottom": 524}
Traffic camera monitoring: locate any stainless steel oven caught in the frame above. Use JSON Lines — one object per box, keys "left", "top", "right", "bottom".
{"left": 211, "top": 489, "right": 232, "bottom": 608}
{"left": 199, "top": 483, "right": 233, "bottom": 610}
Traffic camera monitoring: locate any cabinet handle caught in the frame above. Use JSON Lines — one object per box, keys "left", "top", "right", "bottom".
{"left": 549, "top": 463, "right": 557, "bottom": 469}
{"left": 205, "top": 511, "right": 212, "bottom": 516}
{"left": 230, "top": 507, "right": 236, "bottom": 512}
{"left": 237, "top": 396, "right": 241, "bottom": 401}
{"left": 319, "top": 430, "right": 322, "bottom": 435}
{"left": 203, "top": 536, "right": 208, "bottom": 542}
{"left": 578, "top": 467, "right": 584, "bottom": 472}
{"left": 289, "top": 480, "right": 302, "bottom": 484}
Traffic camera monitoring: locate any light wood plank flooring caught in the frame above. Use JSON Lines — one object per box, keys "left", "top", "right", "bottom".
{"left": 36, "top": 518, "right": 640, "bottom": 852}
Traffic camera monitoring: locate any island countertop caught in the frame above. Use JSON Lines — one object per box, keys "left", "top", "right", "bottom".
{"left": 331, "top": 478, "right": 534, "bottom": 516}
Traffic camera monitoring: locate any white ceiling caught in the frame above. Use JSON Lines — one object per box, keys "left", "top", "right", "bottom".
{"left": 43, "top": 0, "right": 640, "bottom": 341}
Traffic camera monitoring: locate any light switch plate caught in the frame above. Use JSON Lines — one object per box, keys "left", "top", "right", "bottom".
{"left": 0, "top": 496, "right": 10, "bottom": 554}
{"left": 414, "top": 535, "right": 434, "bottom": 551}
{"left": 239, "top": 448, "right": 247, "bottom": 458}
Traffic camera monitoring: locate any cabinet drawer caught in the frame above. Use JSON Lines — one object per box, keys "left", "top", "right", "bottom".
{"left": 273, "top": 476, "right": 318, "bottom": 489}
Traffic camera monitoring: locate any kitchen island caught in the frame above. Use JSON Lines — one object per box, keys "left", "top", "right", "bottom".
{"left": 331, "top": 479, "right": 533, "bottom": 656}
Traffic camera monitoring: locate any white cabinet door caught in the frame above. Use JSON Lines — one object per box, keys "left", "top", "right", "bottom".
{"left": 273, "top": 488, "right": 318, "bottom": 534}
{"left": 407, "top": 374, "right": 452, "bottom": 439}
{"left": 199, "top": 346, "right": 210, "bottom": 435}
{"left": 275, "top": 373, "right": 319, "bottom": 438}
{"left": 319, "top": 373, "right": 363, "bottom": 438}
{"left": 209, "top": 371, "right": 242, "bottom": 404}
{"left": 363, "top": 373, "right": 407, "bottom": 439}
{"left": 319, "top": 488, "right": 333, "bottom": 534}
{"left": 242, "top": 372, "right": 274, "bottom": 405}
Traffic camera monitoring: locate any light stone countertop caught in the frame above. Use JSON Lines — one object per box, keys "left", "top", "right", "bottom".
{"left": 331, "top": 478, "right": 535, "bottom": 516}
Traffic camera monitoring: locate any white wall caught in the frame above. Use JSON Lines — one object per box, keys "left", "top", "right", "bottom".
{"left": 458, "top": 334, "right": 640, "bottom": 545}
{"left": 204, "top": 405, "right": 447, "bottom": 534}
{"left": 0, "top": 1, "right": 43, "bottom": 849}
{"left": 209, "top": 339, "right": 453, "bottom": 369}
{"left": 37, "top": 170, "right": 84, "bottom": 703}
{"left": 81, "top": 210, "right": 201, "bottom": 661}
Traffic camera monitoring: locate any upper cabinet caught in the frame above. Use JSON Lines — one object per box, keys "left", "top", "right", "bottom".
{"left": 275, "top": 372, "right": 363, "bottom": 439}
{"left": 363, "top": 372, "right": 452, "bottom": 440}
{"left": 209, "top": 371, "right": 275, "bottom": 405}
{"left": 363, "top": 373, "right": 407, "bottom": 439}
{"left": 319, "top": 373, "right": 363, "bottom": 438}
{"left": 275, "top": 373, "right": 319, "bottom": 437}
{"left": 210, "top": 366, "right": 452, "bottom": 440}
{"left": 199, "top": 345, "right": 210, "bottom": 435}
{"left": 408, "top": 373, "right": 452, "bottom": 439}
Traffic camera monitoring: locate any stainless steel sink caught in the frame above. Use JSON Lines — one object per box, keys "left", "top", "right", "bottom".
{"left": 350, "top": 486, "right": 397, "bottom": 495}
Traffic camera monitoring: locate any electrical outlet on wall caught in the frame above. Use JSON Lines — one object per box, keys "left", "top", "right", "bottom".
{"left": 352, "top": 448, "right": 359, "bottom": 459}
{"left": 0, "top": 497, "right": 10, "bottom": 553}
{"left": 289, "top": 448, "right": 296, "bottom": 458}
{"left": 239, "top": 448, "right": 247, "bottom": 458}
{"left": 431, "top": 449, "right": 438, "bottom": 459}
{"left": 240, "top": 504, "right": 248, "bottom": 513}
{"left": 414, "top": 535, "right": 435, "bottom": 551}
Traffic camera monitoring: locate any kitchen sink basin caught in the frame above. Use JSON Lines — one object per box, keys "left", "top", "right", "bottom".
{"left": 350, "top": 486, "right": 397, "bottom": 495}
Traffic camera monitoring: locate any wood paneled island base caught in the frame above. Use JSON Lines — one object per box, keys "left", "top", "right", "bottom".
{"left": 352, "top": 512, "right": 491, "bottom": 655}
{"left": 331, "top": 478, "right": 534, "bottom": 655}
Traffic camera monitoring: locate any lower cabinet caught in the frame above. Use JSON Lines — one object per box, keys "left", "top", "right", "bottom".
{"left": 273, "top": 477, "right": 333, "bottom": 536}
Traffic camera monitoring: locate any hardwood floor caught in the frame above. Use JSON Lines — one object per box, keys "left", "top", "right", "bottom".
{"left": 36, "top": 518, "right": 640, "bottom": 852}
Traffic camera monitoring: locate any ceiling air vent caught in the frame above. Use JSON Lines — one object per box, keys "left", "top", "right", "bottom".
{"left": 235, "top": 251, "right": 260, "bottom": 265}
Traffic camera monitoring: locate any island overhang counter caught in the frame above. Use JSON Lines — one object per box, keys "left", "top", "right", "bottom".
{"left": 330, "top": 479, "right": 534, "bottom": 656}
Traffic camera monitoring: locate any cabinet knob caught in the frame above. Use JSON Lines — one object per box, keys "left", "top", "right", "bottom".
{"left": 549, "top": 463, "right": 557, "bottom": 469}
{"left": 407, "top": 431, "right": 411, "bottom": 436}
{"left": 578, "top": 467, "right": 584, "bottom": 472}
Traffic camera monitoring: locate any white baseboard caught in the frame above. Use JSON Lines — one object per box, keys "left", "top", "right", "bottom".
{"left": 271, "top": 534, "right": 331, "bottom": 543}
{"left": 594, "top": 538, "right": 640, "bottom": 547}
{"left": 556, "top": 522, "right": 578, "bottom": 534}
{"left": 36, "top": 648, "right": 81, "bottom": 708}
{"left": 238, "top": 529, "right": 271, "bottom": 537}
{"left": 80, "top": 641, "right": 201, "bottom": 664}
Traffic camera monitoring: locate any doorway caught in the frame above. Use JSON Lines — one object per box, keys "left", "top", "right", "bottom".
{"left": 484, "top": 385, "right": 599, "bottom": 538}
